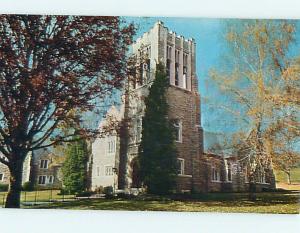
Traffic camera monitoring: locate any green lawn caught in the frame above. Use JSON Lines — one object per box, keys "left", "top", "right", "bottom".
{"left": 0, "top": 190, "right": 74, "bottom": 207}
{"left": 275, "top": 167, "right": 300, "bottom": 184}
{"left": 26, "top": 192, "right": 300, "bottom": 214}
{"left": 1, "top": 190, "right": 299, "bottom": 214}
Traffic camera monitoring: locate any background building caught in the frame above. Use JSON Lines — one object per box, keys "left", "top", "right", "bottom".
{"left": 31, "top": 149, "right": 63, "bottom": 190}
{"left": 91, "top": 106, "right": 122, "bottom": 191}
{"left": 0, "top": 153, "right": 31, "bottom": 186}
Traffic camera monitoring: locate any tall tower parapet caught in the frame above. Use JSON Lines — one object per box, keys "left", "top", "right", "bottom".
{"left": 120, "top": 21, "right": 205, "bottom": 192}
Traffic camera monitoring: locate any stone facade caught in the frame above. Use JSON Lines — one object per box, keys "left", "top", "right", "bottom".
{"left": 90, "top": 106, "right": 121, "bottom": 191}
{"left": 0, "top": 160, "right": 10, "bottom": 185}
{"left": 0, "top": 153, "right": 32, "bottom": 186}
{"left": 31, "top": 149, "right": 63, "bottom": 190}
{"left": 90, "top": 21, "right": 276, "bottom": 193}
{"left": 204, "top": 153, "right": 276, "bottom": 192}
{"left": 117, "top": 21, "right": 205, "bottom": 192}
{"left": 0, "top": 149, "right": 63, "bottom": 190}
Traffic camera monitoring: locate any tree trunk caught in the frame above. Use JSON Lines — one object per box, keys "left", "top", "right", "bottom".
{"left": 248, "top": 173, "right": 256, "bottom": 201}
{"left": 287, "top": 172, "right": 291, "bottom": 185}
{"left": 249, "top": 182, "right": 257, "bottom": 201}
{"left": 5, "top": 159, "right": 24, "bottom": 208}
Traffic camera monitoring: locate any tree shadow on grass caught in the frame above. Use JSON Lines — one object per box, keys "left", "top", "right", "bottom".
{"left": 28, "top": 191, "right": 300, "bottom": 213}
{"left": 171, "top": 192, "right": 300, "bottom": 206}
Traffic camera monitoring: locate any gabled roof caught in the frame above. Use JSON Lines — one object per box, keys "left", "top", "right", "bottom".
{"left": 97, "top": 105, "right": 123, "bottom": 130}
{"left": 32, "top": 148, "right": 50, "bottom": 159}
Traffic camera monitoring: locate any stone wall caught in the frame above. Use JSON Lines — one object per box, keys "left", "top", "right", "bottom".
{"left": 166, "top": 86, "right": 204, "bottom": 192}
{"left": 204, "top": 154, "right": 276, "bottom": 193}
{"left": 32, "top": 152, "right": 63, "bottom": 190}
{"left": 0, "top": 162, "right": 10, "bottom": 185}
{"left": 118, "top": 21, "right": 208, "bottom": 193}
{"left": 0, "top": 153, "right": 32, "bottom": 186}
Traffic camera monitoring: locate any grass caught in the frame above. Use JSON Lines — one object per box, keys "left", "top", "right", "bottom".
{"left": 275, "top": 167, "right": 300, "bottom": 184}
{"left": 26, "top": 191, "right": 300, "bottom": 214}
{"left": 275, "top": 167, "right": 300, "bottom": 191}
{"left": 1, "top": 172, "right": 299, "bottom": 214}
{"left": 0, "top": 190, "right": 75, "bottom": 207}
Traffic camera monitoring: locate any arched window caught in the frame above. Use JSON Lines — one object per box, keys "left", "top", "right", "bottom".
{"left": 177, "top": 158, "right": 185, "bottom": 175}
{"left": 175, "top": 49, "right": 180, "bottom": 86}
{"left": 225, "top": 160, "right": 232, "bottom": 182}
{"left": 174, "top": 119, "right": 182, "bottom": 142}
{"left": 211, "top": 164, "right": 220, "bottom": 181}
{"left": 183, "top": 53, "right": 188, "bottom": 89}
{"left": 136, "top": 118, "right": 142, "bottom": 142}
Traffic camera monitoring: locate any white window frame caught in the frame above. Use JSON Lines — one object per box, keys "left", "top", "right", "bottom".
{"left": 175, "top": 49, "right": 180, "bottom": 63}
{"left": 40, "top": 159, "right": 49, "bottom": 169}
{"left": 97, "top": 166, "right": 100, "bottom": 176}
{"left": 166, "top": 58, "right": 171, "bottom": 79}
{"left": 182, "top": 64, "right": 188, "bottom": 89}
{"left": 182, "top": 73, "right": 187, "bottom": 89}
{"left": 136, "top": 118, "right": 142, "bottom": 143}
{"left": 258, "top": 170, "right": 268, "bottom": 184}
{"left": 167, "top": 45, "right": 172, "bottom": 60}
{"left": 261, "top": 171, "right": 266, "bottom": 184}
{"left": 48, "top": 175, "right": 54, "bottom": 184}
{"left": 177, "top": 158, "right": 185, "bottom": 175}
{"left": 166, "top": 45, "right": 172, "bottom": 81}
{"left": 211, "top": 165, "right": 221, "bottom": 182}
{"left": 105, "top": 166, "right": 113, "bottom": 176}
{"left": 244, "top": 166, "right": 248, "bottom": 183}
{"left": 225, "top": 160, "right": 233, "bottom": 182}
{"left": 175, "top": 62, "right": 179, "bottom": 86}
{"left": 108, "top": 141, "right": 111, "bottom": 153}
{"left": 38, "top": 175, "right": 46, "bottom": 185}
{"left": 183, "top": 53, "right": 188, "bottom": 66}
{"left": 146, "top": 46, "right": 151, "bottom": 58}
{"left": 0, "top": 173, "right": 4, "bottom": 181}
{"left": 174, "top": 120, "right": 182, "bottom": 143}
{"left": 108, "top": 140, "right": 115, "bottom": 154}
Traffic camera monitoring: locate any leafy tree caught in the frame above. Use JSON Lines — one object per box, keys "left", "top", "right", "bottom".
{"left": 138, "top": 63, "right": 178, "bottom": 195}
{"left": 209, "top": 20, "right": 299, "bottom": 200}
{"left": 62, "top": 137, "right": 89, "bottom": 194}
{"left": 0, "top": 15, "right": 134, "bottom": 207}
{"left": 267, "top": 117, "right": 300, "bottom": 184}
{"left": 273, "top": 151, "right": 300, "bottom": 185}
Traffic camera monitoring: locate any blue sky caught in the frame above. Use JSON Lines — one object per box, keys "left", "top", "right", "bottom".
{"left": 125, "top": 17, "right": 229, "bottom": 134}
{"left": 126, "top": 17, "right": 223, "bottom": 95}
{"left": 124, "top": 17, "right": 300, "bottom": 136}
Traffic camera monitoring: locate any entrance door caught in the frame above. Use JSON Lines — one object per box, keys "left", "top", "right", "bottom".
{"left": 131, "top": 159, "right": 141, "bottom": 188}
